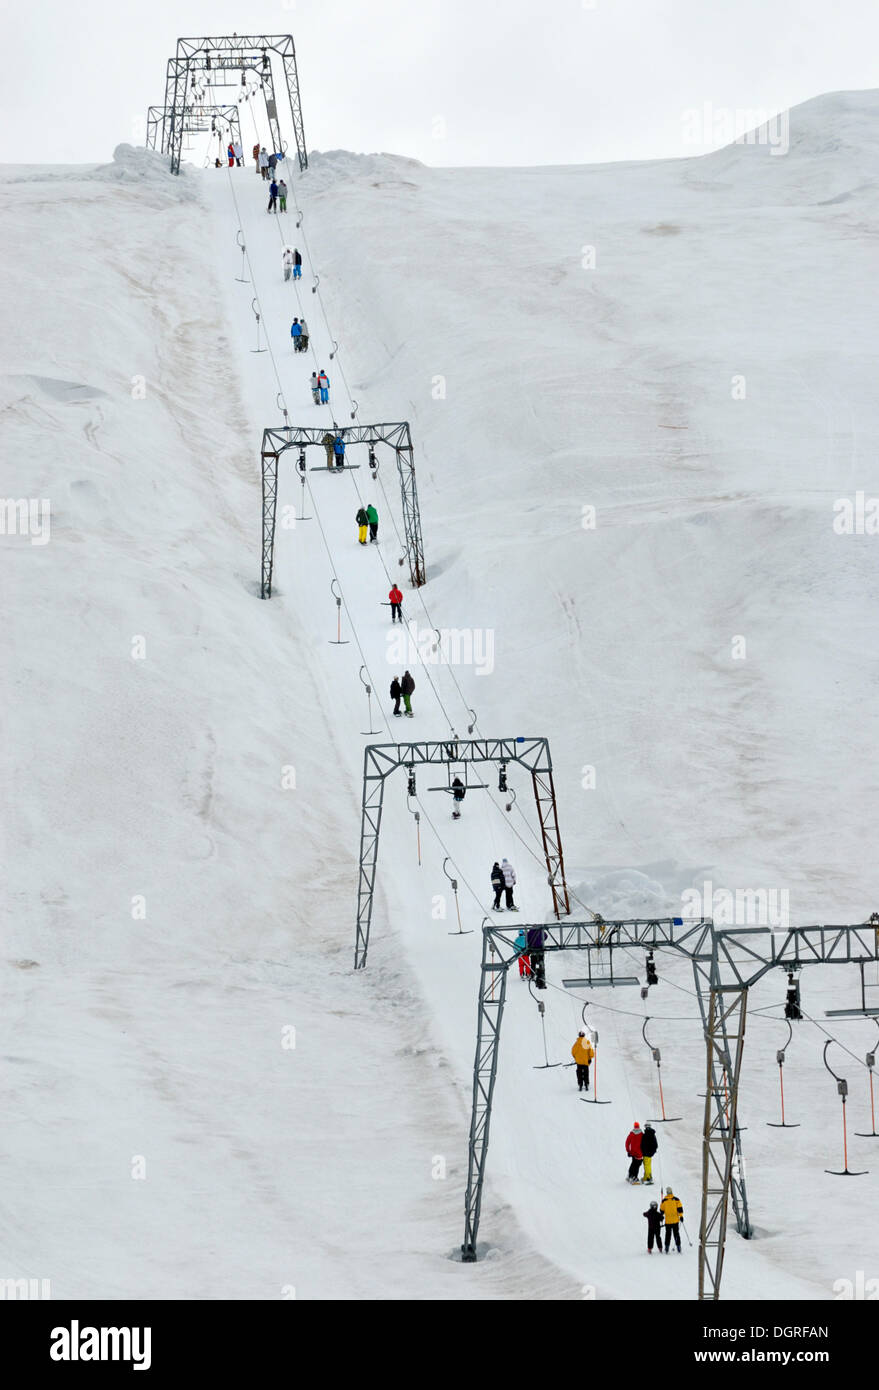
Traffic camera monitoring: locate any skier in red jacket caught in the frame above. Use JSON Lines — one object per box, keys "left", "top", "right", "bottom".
{"left": 626, "top": 1122, "right": 644, "bottom": 1184}
{"left": 388, "top": 585, "right": 403, "bottom": 623}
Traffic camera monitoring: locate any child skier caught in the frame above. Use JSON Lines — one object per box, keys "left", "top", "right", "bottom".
{"left": 514, "top": 928, "right": 531, "bottom": 977}
{"left": 644, "top": 1201, "right": 664, "bottom": 1254}
{"left": 356, "top": 506, "right": 369, "bottom": 545}
{"left": 490, "top": 862, "right": 504, "bottom": 911}
{"left": 366, "top": 503, "right": 378, "bottom": 543}
{"left": 571, "top": 1031, "right": 595, "bottom": 1092}
{"left": 333, "top": 435, "right": 346, "bottom": 467}
{"left": 283, "top": 248, "right": 295, "bottom": 282}
{"left": 298, "top": 316, "right": 309, "bottom": 351}
{"left": 267, "top": 179, "right": 279, "bottom": 212}
{"left": 317, "top": 369, "right": 330, "bottom": 403}
{"left": 660, "top": 1189, "right": 684, "bottom": 1252}
{"left": 390, "top": 676, "right": 402, "bottom": 717}
{"left": 501, "top": 858, "right": 517, "bottom": 910}
{"left": 625, "top": 1122, "right": 644, "bottom": 1183}
{"left": 451, "top": 777, "right": 465, "bottom": 819}
{"left": 290, "top": 318, "right": 302, "bottom": 350}
{"left": 293, "top": 248, "right": 302, "bottom": 279}
{"left": 640, "top": 1123, "right": 658, "bottom": 1184}
{"left": 278, "top": 179, "right": 288, "bottom": 212}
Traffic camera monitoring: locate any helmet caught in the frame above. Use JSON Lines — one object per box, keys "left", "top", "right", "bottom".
{"left": 666, "top": 1186, "right": 673, "bottom": 1195}
{"left": 650, "top": 1201, "right": 658, "bottom": 1209}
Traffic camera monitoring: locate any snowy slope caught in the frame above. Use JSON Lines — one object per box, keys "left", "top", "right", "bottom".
{"left": 4, "top": 89, "right": 879, "bottom": 1299}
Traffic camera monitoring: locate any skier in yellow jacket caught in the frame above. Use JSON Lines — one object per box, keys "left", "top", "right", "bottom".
{"left": 571, "top": 1032, "right": 595, "bottom": 1092}
{"left": 660, "top": 1188, "right": 684, "bottom": 1253}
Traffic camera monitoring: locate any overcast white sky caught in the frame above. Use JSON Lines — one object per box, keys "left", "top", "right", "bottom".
{"left": 4, "top": 0, "right": 879, "bottom": 167}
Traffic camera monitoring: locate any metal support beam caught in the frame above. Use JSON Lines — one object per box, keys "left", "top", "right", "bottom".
{"left": 462, "top": 929, "right": 515, "bottom": 1259}
{"left": 261, "top": 451, "right": 279, "bottom": 599}
{"left": 395, "top": 446, "right": 425, "bottom": 588}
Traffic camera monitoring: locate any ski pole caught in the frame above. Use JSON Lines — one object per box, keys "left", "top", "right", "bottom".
{"left": 681, "top": 1217, "right": 693, "bottom": 1248}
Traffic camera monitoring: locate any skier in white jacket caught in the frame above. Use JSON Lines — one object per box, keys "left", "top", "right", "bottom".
{"left": 501, "top": 858, "right": 517, "bottom": 910}
{"left": 282, "top": 248, "right": 295, "bottom": 282}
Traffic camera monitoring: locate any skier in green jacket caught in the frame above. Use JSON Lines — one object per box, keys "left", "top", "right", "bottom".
{"left": 366, "top": 503, "right": 378, "bottom": 543}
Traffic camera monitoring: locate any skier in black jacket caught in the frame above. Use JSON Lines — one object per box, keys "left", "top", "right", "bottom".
{"left": 400, "top": 670, "right": 415, "bottom": 717}
{"left": 644, "top": 1201, "right": 664, "bottom": 1254}
{"left": 490, "top": 862, "right": 504, "bottom": 910}
{"left": 640, "top": 1123, "right": 658, "bottom": 1185}
{"left": 390, "top": 677, "right": 402, "bottom": 717}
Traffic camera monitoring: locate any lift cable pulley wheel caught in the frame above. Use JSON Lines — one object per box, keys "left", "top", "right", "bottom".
{"left": 642, "top": 1017, "right": 682, "bottom": 1122}
{"left": 443, "top": 857, "right": 472, "bottom": 938}
{"left": 823, "top": 1040, "right": 867, "bottom": 1175}
{"left": 328, "top": 578, "right": 349, "bottom": 646}
{"left": 767, "top": 1018, "right": 800, "bottom": 1128}
{"left": 358, "top": 665, "right": 381, "bottom": 736}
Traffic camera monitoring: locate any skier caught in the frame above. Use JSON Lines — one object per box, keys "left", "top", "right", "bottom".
{"left": 267, "top": 178, "right": 279, "bottom": 213}
{"left": 571, "top": 1031, "right": 595, "bottom": 1092}
{"left": 501, "top": 858, "right": 517, "bottom": 910}
{"left": 252, "top": 142, "right": 261, "bottom": 172}
{"left": 290, "top": 318, "right": 302, "bottom": 350}
{"left": 490, "top": 862, "right": 505, "bottom": 911}
{"left": 356, "top": 506, "right": 369, "bottom": 545}
{"left": 293, "top": 248, "right": 303, "bottom": 280}
{"left": 259, "top": 147, "right": 269, "bottom": 179}
{"left": 401, "top": 670, "right": 415, "bottom": 718}
{"left": 283, "top": 247, "right": 295, "bottom": 282}
{"left": 278, "top": 179, "right": 288, "bottom": 213}
{"left": 526, "top": 926, "right": 546, "bottom": 986}
{"left": 625, "top": 1122, "right": 644, "bottom": 1183}
{"left": 660, "top": 1188, "right": 684, "bottom": 1252}
{"left": 640, "top": 1123, "right": 658, "bottom": 1185}
{"left": 268, "top": 151, "right": 278, "bottom": 176}
{"left": 451, "top": 776, "right": 466, "bottom": 820}
{"left": 390, "top": 676, "right": 402, "bottom": 717}
{"left": 321, "top": 429, "right": 334, "bottom": 464}
{"left": 514, "top": 928, "right": 532, "bottom": 978}
{"left": 333, "top": 435, "right": 346, "bottom": 468}
{"left": 298, "top": 316, "right": 309, "bottom": 352}
{"left": 366, "top": 503, "right": 379, "bottom": 543}
{"left": 227, "top": 142, "right": 235, "bottom": 167}
{"left": 317, "top": 369, "right": 330, "bottom": 403}
{"left": 233, "top": 141, "right": 244, "bottom": 167}
{"left": 388, "top": 584, "right": 403, "bottom": 623}
{"left": 644, "top": 1201, "right": 664, "bottom": 1255}
{"left": 313, "top": 377, "right": 324, "bottom": 408}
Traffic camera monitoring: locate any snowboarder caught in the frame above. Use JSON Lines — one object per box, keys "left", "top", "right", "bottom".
{"left": 356, "top": 506, "right": 369, "bottom": 544}
{"left": 333, "top": 435, "right": 346, "bottom": 468}
{"left": 317, "top": 369, "right": 329, "bottom": 403}
{"left": 626, "top": 1123, "right": 644, "bottom": 1183}
{"left": 451, "top": 776, "right": 465, "bottom": 819}
{"left": 644, "top": 1201, "right": 664, "bottom": 1254}
{"left": 501, "top": 858, "right": 517, "bottom": 910}
{"left": 390, "top": 676, "right": 402, "bottom": 717}
{"left": 259, "top": 147, "right": 269, "bottom": 179}
{"left": 640, "top": 1123, "right": 658, "bottom": 1184}
{"left": 267, "top": 178, "right": 279, "bottom": 213}
{"left": 233, "top": 141, "right": 244, "bottom": 167}
{"left": 491, "top": 862, "right": 505, "bottom": 911}
{"left": 283, "top": 247, "right": 295, "bottom": 282}
{"left": 278, "top": 179, "right": 288, "bottom": 213}
{"left": 571, "top": 1031, "right": 595, "bottom": 1092}
{"left": 660, "top": 1188, "right": 684, "bottom": 1252}
{"left": 514, "top": 928, "right": 532, "bottom": 978}
{"left": 298, "top": 316, "right": 309, "bottom": 352}
{"left": 252, "top": 142, "right": 261, "bottom": 172}
{"left": 366, "top": 503, "right": 378, "bottom": 543}
{"left": 293, "top": 248, "right": 303, "bottom": 280}
{"left": 227, "top": 142, "right": 235, "bottom": 167}
{"left": 321, "top": 429, "right": 334, "bottom": 464}
{"left": 388, "top": 584, "right": 403, "bottom": 623}
{"left": 290, "top": 318, "right": 302, "bottom": 350}
{"left": 401, "top": 670, "right": 415, "bottom": 717}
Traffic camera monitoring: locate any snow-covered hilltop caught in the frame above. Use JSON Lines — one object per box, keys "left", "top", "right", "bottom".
{"left": 3, "top": 90, "right": 878, "bottom": 1299}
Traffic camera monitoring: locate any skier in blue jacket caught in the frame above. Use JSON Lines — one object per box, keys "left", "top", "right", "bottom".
{"left": 333, "top": 434, "right": 346, "bottom": 468}
{"left": 290, "top": 318, "right": 302, "bottom": 351}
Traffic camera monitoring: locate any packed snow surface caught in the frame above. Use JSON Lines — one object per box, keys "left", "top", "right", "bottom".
{"left": 3, "top": 94, "right": 879, "bottom": 1298}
